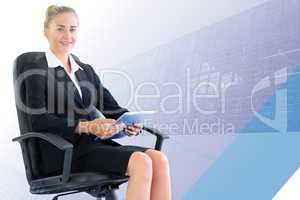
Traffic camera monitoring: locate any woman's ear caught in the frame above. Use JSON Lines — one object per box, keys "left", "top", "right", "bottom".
{"left": 43, "top": 28, "right": 48, "bottom": 38}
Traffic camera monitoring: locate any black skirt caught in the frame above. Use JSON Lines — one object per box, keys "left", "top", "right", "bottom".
{"left": 72, "top": 135, "right": 150, "bottom": 176}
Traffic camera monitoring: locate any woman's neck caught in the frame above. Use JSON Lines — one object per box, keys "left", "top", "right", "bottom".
{"left": 50, "top": 48, "right": 71, "bottom": 73}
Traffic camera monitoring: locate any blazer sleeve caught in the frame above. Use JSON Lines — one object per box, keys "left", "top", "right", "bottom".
{"left": 87, "top": 65, "right": 129, "bottom": 119}
{"left": 25, "top": 67, "right": 79, "bottom": 141}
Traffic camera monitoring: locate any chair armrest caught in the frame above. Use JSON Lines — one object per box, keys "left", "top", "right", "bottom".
{"left": 12, "top": 132, "right": 73, "bottom": 183}
{"left": 142, "top": 126, "right": 170, "bottom": 151}
{"left": 12, "top": 132, "right": 73, "bottom": 150}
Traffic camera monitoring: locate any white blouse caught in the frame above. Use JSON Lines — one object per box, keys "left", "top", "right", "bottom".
{"left": 45, "top": 49, "right": 83, "bottom": 98}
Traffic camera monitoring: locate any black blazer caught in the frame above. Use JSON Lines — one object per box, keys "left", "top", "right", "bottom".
{"left": 20, "top": 52, "right": 128, "bottom": 175}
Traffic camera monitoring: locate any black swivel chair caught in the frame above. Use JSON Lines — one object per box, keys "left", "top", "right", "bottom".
{"left": 12, "top": 52, "right": 169, "bottom": 200}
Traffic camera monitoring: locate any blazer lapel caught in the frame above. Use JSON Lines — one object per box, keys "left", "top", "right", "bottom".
{"left": 41, "top": 53, "right": 92, "bottom": 109}
{"left": 75, "top": 69, "right": 92, "bottom": 108}
{"left": 51, "top": 66, "right": 85, "bottom": 108}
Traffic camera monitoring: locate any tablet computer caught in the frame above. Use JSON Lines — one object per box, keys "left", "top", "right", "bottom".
{"left": 95, "top": 111, "right": 156, "bottom": 140}
{"left": 116, "top": 111, "right": 156, "bottom": 125}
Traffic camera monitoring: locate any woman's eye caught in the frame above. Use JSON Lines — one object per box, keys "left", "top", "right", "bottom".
{"left": 70, "top": 28, "right": 76, "bottom": 32}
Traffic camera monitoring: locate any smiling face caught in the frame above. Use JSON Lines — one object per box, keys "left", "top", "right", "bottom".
{"left": 44, "top": 12, "right": 78, "bottom": 55}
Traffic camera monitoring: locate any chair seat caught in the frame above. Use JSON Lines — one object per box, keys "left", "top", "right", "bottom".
{"left": 30, "top": 172, "right": 129, "bottom": 194}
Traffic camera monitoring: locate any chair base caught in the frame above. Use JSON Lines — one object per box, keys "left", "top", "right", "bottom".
{"left": 52, "top": 185, "right": 118, "bottom": 200}
{"left": 52, "top": 191, "right": 81, "bottom": 200}
{"left": 88, "top": 185, "right": 118, "bottom": 200}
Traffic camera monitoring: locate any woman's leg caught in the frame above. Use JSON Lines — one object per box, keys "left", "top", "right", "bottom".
{"left": 144, "top": 149, "right": 171, "bottom": 200}
{"left": 125, "top": 152, "right": 153, "bottom": 200}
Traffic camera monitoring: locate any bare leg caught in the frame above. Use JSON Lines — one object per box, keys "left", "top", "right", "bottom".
{"left": 145, "top": 149, "right": 171, "bottom": 200}
{"left": 125, "top": 152, "right": 153, "bottom": 200}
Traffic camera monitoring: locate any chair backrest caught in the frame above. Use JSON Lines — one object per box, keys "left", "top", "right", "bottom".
{"left": 13, "top": 52, "right": 45, "bottom": 181}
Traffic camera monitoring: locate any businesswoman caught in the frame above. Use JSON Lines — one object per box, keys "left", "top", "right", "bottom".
{"left": 24, "top": 5, "right": 171, "bottom": 200}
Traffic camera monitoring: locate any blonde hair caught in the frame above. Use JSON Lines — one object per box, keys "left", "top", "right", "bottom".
{"left": 44, "top": 5, "right": 79, "bottom": 28}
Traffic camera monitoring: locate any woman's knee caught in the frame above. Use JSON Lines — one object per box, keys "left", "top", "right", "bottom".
{"left": 126, "top": 152, "right": 152, "bottom": 178}
{"left": 146, "top": 150, "right": 169, "bottom": 167}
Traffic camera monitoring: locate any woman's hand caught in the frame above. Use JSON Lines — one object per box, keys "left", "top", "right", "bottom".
{"left": 125, "top": 123, "right": 143, "bottom": 137}
{"left": 78, "top": 119, "right": 126, "bottom": 139}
